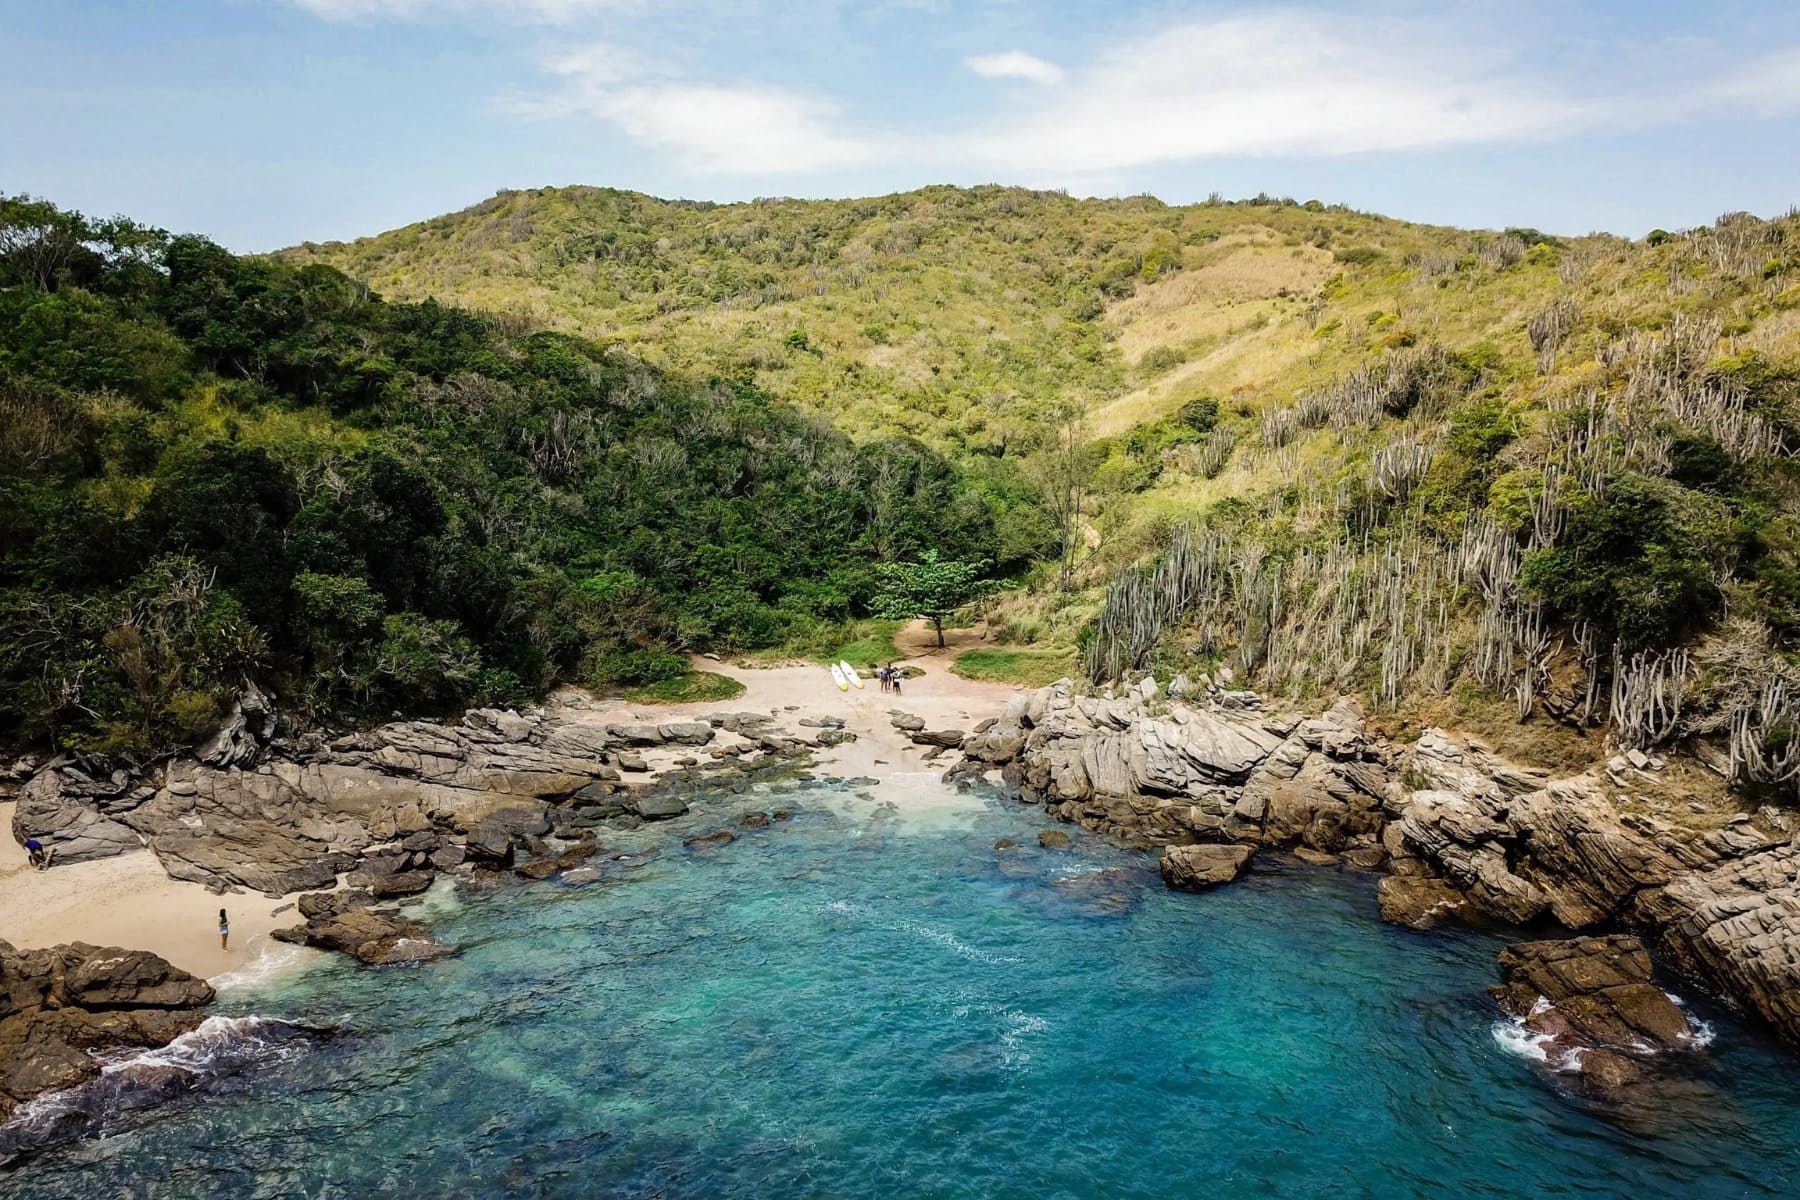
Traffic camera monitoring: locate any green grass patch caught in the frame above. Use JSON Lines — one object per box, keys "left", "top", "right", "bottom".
{"left": 740, "top": 619, "right": 904, "bottom": 669}
{"left": 624, "top": 671, "right": 746, "bottom": 705}
{"left": 951, "top": 648, "right": 1079, "bottom": 688}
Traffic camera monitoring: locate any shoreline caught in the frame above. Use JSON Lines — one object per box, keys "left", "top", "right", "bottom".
{"left": 0, "top": 620, "right": 1026, "bottom": 982}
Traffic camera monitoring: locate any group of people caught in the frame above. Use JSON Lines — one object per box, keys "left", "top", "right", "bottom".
{"left": 875, "top": 662, "right": 904, "bottom": 695}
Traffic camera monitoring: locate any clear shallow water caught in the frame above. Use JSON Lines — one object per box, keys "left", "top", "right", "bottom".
{"left": 10, "top": 782, "right": 1800, "bottom": 1198}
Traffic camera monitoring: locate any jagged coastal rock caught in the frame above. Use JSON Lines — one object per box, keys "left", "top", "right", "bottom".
{"left": 965, "top": 677, "right": 1800, "bottom": 1050}
{"left": 10, "top": 700, "right": 813, "bottom": 900}
{"left": 0, "top": 941, "right": 214, "bottom": 1123}
{"left": 1491, "top": 935, "right": 1707, "bottom": 1097}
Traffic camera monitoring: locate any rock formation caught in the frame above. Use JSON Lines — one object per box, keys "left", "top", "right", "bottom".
{"left": 1490, "top": 935, "right": 1707, "bottom": 1099}
{"left": 270, "top": 891, "right": 454, "bottom": 965}
{"left": 1, "top": 940, "right": 214, "bottom": 1123}
{"left": 8, "top": 702, "right": 817, "bottom": 900}
{"left": 962, "top": 676, "right": 1800, "bottom": 1052}
{"left": 1160, "top": 843, "right": 1254, "bottom": 891}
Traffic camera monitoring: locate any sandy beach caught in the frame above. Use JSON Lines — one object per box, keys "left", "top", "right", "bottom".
{"left": 0, "top": 621, "right": 1032, "bottom": 979}
{"left": 0, "top": 807, "right": 301, "bottom": 984}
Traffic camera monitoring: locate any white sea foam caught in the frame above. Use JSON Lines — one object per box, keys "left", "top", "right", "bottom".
{"left": 100, "top": 1014, "right": 312, "bottom": 1077}
{"left": 210, "top": 939, "right": 313, "bottom": 992}
{"left": 891, "top": 917, "right": 1021, "bottom": 966}
{"left": 997, "top": 1007, "right": 1048, "bottom": 1069}
{"left": 819, "top": 899, "right": 1020, "bottom": 965}
{"left": 0, "top": 1014, "right": 315, "bottom": 1156}
{"left": 1491, "top": 1017, "right": 1556, "bottom": 1064}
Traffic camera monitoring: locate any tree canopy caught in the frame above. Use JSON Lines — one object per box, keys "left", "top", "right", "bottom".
{"left": 0, "top": 195, "right": 1041, "bottom": 755}
{"left": 872, "top": 552, "right": 993, "bottom": 647}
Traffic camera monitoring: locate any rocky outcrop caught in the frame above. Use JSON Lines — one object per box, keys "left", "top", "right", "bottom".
{"left": 1491, "top": 935, "right": 1707, "bottom": 1099}
{"left": 270, "top": 891, "right": 453, "bottom": 965}
{"left": 0, "top": 940, "right": 214, "bottom": 1123}
{"left": 1633, "top": 842, "right": 1800, "bottom": 1050}
{"left": 197, "top": 679, "right": 279, "bottom": 770}
{"left": 1390, "top": 729, "right": 1800, "bottom": 1049}
{"left": 11, "top": 704, "right": 728, "bottom": 894}
{"left": 967, "top": 677, "right": 1800, "bottom": 1053}
{"left": 963, "top": 679, "right": 1390, "bottom": 855}
{"left": 1160, "top": 843, "right": 1254, "bottom": 891}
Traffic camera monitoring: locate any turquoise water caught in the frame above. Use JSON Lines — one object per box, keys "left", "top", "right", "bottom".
{"left": 9, "top": 780, "right": 1800, "bottom": 1197}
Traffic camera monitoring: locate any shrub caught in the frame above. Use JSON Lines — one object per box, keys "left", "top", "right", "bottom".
{"left": 1138, "top": 345, "right": 1186, "bottom": 373}
{"left": 1518, "top": 473, "right": 1734, "bottom": 650}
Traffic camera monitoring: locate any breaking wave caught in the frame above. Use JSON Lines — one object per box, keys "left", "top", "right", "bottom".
{"left": 0, "top": 1015, "right": 321, "bottom": 1165}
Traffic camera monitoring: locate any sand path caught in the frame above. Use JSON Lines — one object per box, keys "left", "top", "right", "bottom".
{"left": 0, "top": 621, "right": 1034, "bottom": 977}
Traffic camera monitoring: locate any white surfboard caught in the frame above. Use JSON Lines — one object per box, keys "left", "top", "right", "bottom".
{"left": 830, "top": 662, "right": 849, "bottom": 692}
{"left": 839, "top": 660, "right": 864, "bottom": 689}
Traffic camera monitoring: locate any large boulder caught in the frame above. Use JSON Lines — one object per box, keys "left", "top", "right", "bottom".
{"left": 271, "top": 891, "right": 453, "bottom": 966}
{"left": 1160, "top": 843, "right": 1254, "bottom": 892}
{"left": 0, "top": 940, "right": 213, "bottom": 1123}
{"left": 1490, "top": 935, "right": 1707, "bottom": 1101}
{"left": 11, "top": 764, "right": 143, "bottom": 863}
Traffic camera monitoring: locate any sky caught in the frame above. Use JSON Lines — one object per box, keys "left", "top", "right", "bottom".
{"left": 4, "top": 0, "right": 1799, "bottom": 250}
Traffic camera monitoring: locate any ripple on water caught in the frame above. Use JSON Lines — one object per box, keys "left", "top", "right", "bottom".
{"left": 5, "top": 784, "right": 1799, "bottom": 1199}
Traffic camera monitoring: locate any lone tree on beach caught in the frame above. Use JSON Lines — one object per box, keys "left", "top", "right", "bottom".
{"left": 872, "top": 552, "right": 991, "bottom": 648}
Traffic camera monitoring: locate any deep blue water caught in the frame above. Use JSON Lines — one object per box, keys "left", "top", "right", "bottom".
{"left": 9, "top": 780, "right": 1800, "bottom": 1198}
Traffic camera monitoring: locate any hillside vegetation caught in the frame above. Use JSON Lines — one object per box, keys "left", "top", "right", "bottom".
{"left": 0, "top": 196, "right": 1020, "bottom": 755}
{"left": 295, "top": 186, "right": 1800, "bottom": 795}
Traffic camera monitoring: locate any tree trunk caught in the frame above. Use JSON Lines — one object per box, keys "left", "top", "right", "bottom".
{"left": 933, "top": 616, "right": 945, "bottom": 648}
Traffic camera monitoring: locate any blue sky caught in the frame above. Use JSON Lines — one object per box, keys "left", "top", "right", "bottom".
{"left": 5, "top": 0, "right": 1799, "bottom": 250}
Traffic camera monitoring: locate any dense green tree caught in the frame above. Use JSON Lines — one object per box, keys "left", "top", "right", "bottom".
{"left": 0, "top": 196, "right": 1038, "bottom": 755}
{"left": 872, "top": 552, "right": 993, "bottom": 648}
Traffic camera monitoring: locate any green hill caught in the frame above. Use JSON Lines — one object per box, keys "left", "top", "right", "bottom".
{"left": 293, "top": 186, "right": 1800, "bottom": 774}
{"left": 9, "top": 183, "right": 1800, "bottom": 784}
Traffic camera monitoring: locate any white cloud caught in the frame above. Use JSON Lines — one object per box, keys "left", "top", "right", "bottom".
{"left": 1683, "top": 46, "right": 1800, "bottom": 117}
{"left": 956, "top": 12, "right": 1591, "bottom": 174}
{"left": 514, "top": 42, "right": 882, "bottom": 174}
{"left": 493, "top": 8, "right": 1800, "bottom": 183}
{"left": 288, "top": 0, "right": 636, "bottom": 23}
{"left": 965, "top": 50, "right": 1065, "bottom": 86}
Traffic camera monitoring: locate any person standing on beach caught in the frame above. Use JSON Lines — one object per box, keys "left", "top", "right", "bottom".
{"left": 219, "top": 908, "right": 230, "bottom": 951}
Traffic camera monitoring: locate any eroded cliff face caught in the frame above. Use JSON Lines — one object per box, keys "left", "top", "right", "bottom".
{"left": 966, "top": 678, "right": 1800, "bottom": 1050}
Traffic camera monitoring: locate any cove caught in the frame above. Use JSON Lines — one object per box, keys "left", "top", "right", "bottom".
{"left": 10, "top": 781, "right": 1799, "bottom": 1198}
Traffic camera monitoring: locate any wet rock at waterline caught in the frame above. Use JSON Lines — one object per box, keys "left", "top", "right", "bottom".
{"left": 1378, "top": 876, "right": 1468, "bottom": 931}
{"left": 0, "top": 940, "right": 214, "bottom": 1124}
{"left": 1160, "top": 843, "right": 1254, "bottom": 891}
{"left": 1490, "top": 935, "right": 1708, "bottom": 1102}
{"left": 271, "top": 891, "right": 454, "bottom": 966}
